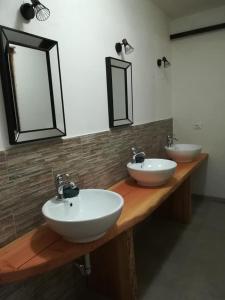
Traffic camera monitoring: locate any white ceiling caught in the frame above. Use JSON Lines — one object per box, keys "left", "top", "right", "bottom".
{"left": 152, "top": 0, "right": 225, "bottom": 19}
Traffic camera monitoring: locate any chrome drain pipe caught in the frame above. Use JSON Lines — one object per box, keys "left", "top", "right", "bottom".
{"left": 75, "top": 254, "right": 91, "bottom": 276}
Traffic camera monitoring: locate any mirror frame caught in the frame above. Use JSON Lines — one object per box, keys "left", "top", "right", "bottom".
{"left": 105, "top": 57, "right": 133, "bottom": 128}
{"left": 0, "top": 25, "right": 66, "bottom": 145}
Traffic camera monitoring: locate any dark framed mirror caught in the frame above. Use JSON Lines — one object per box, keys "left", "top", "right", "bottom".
{"left": 0, "top": 26, "right": 66, "bottom": 144}
{"left": 105, "top": 57, "right": 133, "bottom": 128}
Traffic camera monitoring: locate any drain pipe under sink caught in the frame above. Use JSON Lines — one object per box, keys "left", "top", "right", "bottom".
{"left": 75, "top": 254, "right": 91, "bottom": 276}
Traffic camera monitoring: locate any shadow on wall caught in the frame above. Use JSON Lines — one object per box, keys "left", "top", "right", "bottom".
{"left": 14, "top": 8, "right": 30, "bottom": 30}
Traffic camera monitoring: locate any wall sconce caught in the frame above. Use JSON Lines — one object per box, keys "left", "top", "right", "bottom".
{"left": 157, "top": 57, "right": 171, "bottom": 68}
{"left": 20, "top": 0, "right": 50, "bottom": 21}
{"left": 115, "top": 39, "right": 134, "bottom": 55}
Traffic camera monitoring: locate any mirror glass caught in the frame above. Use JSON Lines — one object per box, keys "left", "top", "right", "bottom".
{"left": 105, "top": 57, "right": 133, "bottom": 128}
{"left": 0, "top": 26, "right": 66, "bottom": 144}
{"left": 9, "top": 44, "right": 52, "bottom": 131}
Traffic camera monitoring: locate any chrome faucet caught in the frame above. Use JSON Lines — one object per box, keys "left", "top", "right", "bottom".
{"left": 55, "top": 174, "right": 79, "bottom": 200}
{"left": 167, "top": 135, "right": 178, "bottom": 147}
{"left": 131, "top": 147, "right": 146, "bottom": 163}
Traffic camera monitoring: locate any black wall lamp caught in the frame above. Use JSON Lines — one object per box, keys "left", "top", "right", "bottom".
{"left": 20, "top": 0, "right": 50, "bottom": 21}
{"left": 157, "top": 56, "right": 171, "bottom": 68}
{"left": 115, "top": 39, "right": 134, "bottom": 55}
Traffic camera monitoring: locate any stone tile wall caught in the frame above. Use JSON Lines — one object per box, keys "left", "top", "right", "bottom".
{"left": 0, "top": 118, "right": 172, "bottom": 300}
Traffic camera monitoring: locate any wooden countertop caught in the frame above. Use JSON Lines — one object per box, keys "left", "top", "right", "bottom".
{"left": 0, "top": 154, "right": 208, "bottom": 284}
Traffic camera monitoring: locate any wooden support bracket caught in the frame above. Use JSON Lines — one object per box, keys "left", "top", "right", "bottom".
{"left": 88, "top": 229, "right": 137, "bottom": 300}
{"left": 156, "top": 178, "right": 192, "bottom": 224}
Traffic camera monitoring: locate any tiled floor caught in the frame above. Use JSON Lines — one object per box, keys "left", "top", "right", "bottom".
{"left": 135, "top": 195, "right": 225, "bottom": 300}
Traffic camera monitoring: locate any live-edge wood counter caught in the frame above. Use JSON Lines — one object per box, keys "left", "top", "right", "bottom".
{"left": 0, "top": 154, "right": 208, "bottom": 291}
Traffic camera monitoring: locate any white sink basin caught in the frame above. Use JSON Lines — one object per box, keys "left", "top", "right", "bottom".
{"left": 165, "top": 144, "right": 202, "bottom": 163}
{"left": 127, "top": 159, "right": 177, "bottom": 187}
{"left": 42, "top": 189, "right": 124, "bottom": 243}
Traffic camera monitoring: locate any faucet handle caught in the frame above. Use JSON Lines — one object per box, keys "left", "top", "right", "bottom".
{"left": 168, "top": 134, "right": 177, "bottom": 139}
{"left": 131, "top": 147, "right": 137, "bottom": 155}
{"left": 55, "top": 174, "right": 79, "bottom": 199}
{"left": 167, "top": 135, "right": 178, "bottom": 147}
{"left": 131, "top": 146, "right": 146, "bottom": 163}
{"left": 55, "top": 173, "right": 71, "bottom": 185}
{"left": 56, "top": 174, "right": 64, "bottom": 184}
{"left": 58, "top": 173, "right": 78, "bottom": 188}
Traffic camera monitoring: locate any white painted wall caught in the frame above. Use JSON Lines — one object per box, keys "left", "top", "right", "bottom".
{"left": 0, "top": 0, "right": 172, "bottom": 150}
{"left": 171, "top": 8, "right": 225, "bottom": 198}
{"left": 170, "top": 5, "right": 225, "bottom": 34}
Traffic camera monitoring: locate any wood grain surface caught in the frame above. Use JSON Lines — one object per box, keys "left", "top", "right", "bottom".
{"left": 0, "top": 154, "right": 208, "bottom": 284}
{"left": 89, "top": 229, "right": 138, "bottom": 300}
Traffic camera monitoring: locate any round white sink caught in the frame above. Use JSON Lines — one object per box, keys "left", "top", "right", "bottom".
{"left": 42, "top": 189, "right": 124, "bottom": 243}
{"left": 165, "top": 144, "right": 202, "bottom": 163}
{"left": 127, "top": 159, "right": 177, "bottom": 187}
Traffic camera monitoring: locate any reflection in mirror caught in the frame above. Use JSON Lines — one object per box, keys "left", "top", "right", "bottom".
{"left": 105, "top": 57, "right": 133, "bottom": 128}
{"left": 0, "top": 26, "right": 66, "bottom": 144}
{"left": 9, "top": 44, "right": 53, "bottom": 131}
